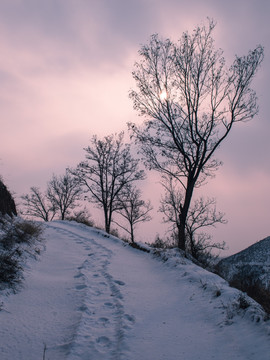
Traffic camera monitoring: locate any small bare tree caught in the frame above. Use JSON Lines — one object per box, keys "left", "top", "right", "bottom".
{"left": 21, "top": 187, "right": 56, "bottom": 221}
{"left": 185, "top": 197, "right": 227, "bottom": 261}
{"left": 71, "top": 132, "right": 145, "bottom": 233}
{"left": 159, "top": 175, "right": 226, "bottom": 260}
{"left": 129, "top": 19, "right": 264, "bottom": 251}
{"left": 114, "top": 185, "right": 152, "bottom": 243}
{"left": 47, "top": 171, "right": 82, "bottom": 220}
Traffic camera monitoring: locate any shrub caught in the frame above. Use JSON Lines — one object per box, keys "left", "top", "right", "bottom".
{"left": 147, "top": 234, "right": 177, "bottom": 249}
{"left": 110, "top": 228, "right": 119, "bottom": 237}
{"left": 0, "top": 216, "right": 43, "bottom": 291}
{"left": 67, "top": 208, "right": 94, "bottom": 227}
{"left": 229, "top": 270, "right": 270, "bottom": 314}
{"left": 0, "top": 250, "right": 22, "bottom": 288}
{"left": 0, "top": 218, "right": 43, "bottom": 249}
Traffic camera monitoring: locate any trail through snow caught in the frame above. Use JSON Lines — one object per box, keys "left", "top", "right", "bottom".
{"left": 0, "top": 221, "right": 269, "bottom": 360}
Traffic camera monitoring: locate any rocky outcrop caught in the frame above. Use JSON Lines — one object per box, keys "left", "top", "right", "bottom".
{"left": 0, "top": 179, "right": 17, "bottom": 217}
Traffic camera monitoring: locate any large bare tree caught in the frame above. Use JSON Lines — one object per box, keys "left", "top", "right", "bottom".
{"left": 71, "top": 132, "right": 145, "bottom": 233}
{"left": 129, "top": 19, "right": 263, "bottom": 250}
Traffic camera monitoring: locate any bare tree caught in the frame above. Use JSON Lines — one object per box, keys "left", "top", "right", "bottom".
{"left": 159, "top": 176, "right": 183, "bottom": 236}
{"left": 21, "top": 187, "right": 56, "bottom": 221}
{"left": 159, "top": 175, "right": 226, "bottom": 260}
{"left": 47, "top": 171, "right": 82, "bottom": 220}
{"left": 129, "top": 19, "right": 263, "bottom": 250}
{"left": 185, "top": 197, "right": 226, "bottom": 261}
{"left": 114, "top": 185, "right": 152, "bottom": 243}
{"left": 71, "top": 132, "right": 145, "bottom": 234}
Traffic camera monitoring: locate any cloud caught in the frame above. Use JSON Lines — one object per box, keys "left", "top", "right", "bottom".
{"left": 200, "top": 167, "right": 270, "bottom": 255}
{"left": 0, "top": 0, "right": 269, "bottom": 254}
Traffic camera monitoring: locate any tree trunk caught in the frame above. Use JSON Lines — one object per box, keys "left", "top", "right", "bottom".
{"left": 104, "top": 207, "right": 111, "bottom": 233}
{"left": 105, "top": 216, "right": 110, "bottom": 233}
{"left": 177, "top": 220, "right": 186, "bottom": 251}
{"left": 130, "top": 225, "right": 135, "bottom": 243}
{"left": 177, "top": 179, "right": 195, "bottom": 251}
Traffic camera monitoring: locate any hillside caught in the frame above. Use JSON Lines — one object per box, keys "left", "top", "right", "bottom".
{"left": 217, "top": 236, "right": 270, "bottom": 271}
{"left": 0, "top": 221, "right": 270, "bottom": 360}
{"left": 216, "top": 236, "right": 270, "bottom": 312}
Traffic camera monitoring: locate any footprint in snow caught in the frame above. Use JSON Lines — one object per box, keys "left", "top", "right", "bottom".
{"left": 75, "top": 284, "right": 87, "bottom": 290}
{"left": 114, "top": 280, "right": 125, "bottom": 286}
{"left": 104, "top": 302, "right": 115, "bottom": 308}
{"left": 124, "top": 314, "right": 135, "bottom": 324}
{"left": 96, "top": 336, "right": 111, "bottom": 348}
{"left": 98, "top": 317, "right": 110, "bottom": 326}
{"left": 77, "top": 304, "right": 88, "bottom": 312}
{"left": 74, "top": 272, "right": 84, "bottom": 279}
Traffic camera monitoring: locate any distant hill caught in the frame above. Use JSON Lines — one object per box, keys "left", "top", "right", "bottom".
{"left": 216, "top": 236, "right": 270, "bottom": 313}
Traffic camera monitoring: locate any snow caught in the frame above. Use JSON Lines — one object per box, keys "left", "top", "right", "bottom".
{"left": 0, "top": 221, "right": 270, "bottom": 360}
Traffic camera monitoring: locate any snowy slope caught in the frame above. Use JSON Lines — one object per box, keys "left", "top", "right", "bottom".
{"left": 0, "top": 221, "right": 269, "bottom": 360}
{"left": 217, "top": 236, "right": 270, "bottom": 288}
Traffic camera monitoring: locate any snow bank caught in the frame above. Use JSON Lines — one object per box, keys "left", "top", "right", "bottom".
{"left": 0, "top": 221, "right": 269, "bottom": 360}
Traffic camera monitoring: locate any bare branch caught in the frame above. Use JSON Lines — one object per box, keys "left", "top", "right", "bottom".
{"left": 21, "top": 187, "right": 56, "bottom": 221}
{"left": 129, "top": 19, "right": 263, "bottom": 250}
{"left": 71, "top": 132, "right": 145, "bottom": 234}
{"left": 114, "top": 185, "right": 152, "bottom": 243}
{"left": 47, "top": 171, "right": 82, "bottom": 220}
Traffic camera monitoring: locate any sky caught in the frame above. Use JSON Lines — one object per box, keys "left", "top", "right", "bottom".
{"left": 0, "top": 0, "right": 269, "bottom": 255}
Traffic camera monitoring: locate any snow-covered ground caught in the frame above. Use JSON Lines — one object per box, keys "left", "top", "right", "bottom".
{"left": 0, "top": 221, "right": 269, "bottom": 360}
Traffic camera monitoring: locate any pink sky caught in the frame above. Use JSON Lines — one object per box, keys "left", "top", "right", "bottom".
{"left": 0, "top": 0, "right": 269, "bottom": 255}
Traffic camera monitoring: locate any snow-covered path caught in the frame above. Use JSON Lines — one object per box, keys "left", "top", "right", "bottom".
{"left": 0, "top": 222, "right": 88, "bottom": 359}
{"left": 0, "top": 221, "right": 269, "bottom": 360}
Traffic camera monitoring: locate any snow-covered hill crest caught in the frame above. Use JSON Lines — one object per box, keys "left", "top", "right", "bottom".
{"left": 0, "top": 221, "right": 270, "bottom": 360}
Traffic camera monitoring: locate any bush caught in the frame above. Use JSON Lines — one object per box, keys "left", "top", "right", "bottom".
{"left": 0, "top": 218, "right": 43, "bottom": 249}
{"left": 230, "top": 275, "right": 270, "bottom": 314}
{"left": 147, "top": 234, "right": 177, "bottom": 249}
{"left": 109, "top": 228, "right": 119, "bottom": 237}
{"left": 0, "top": 250, "right": 22, "bottom": 288}
{"left": 67, "top": 208, "right": 94, "bottom": 227}
{"left": 0, "top": 216, "right": 43, "bottom": 291}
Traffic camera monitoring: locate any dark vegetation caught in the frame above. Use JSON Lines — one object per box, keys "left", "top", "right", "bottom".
{"left": 216, "top": 238, "right": 270, "bottom": 314}
{"left": 229, "top": 269, "right": 270, "bottom": 314}
{"left": 66, "top": 208, "right": 94, "bottom": 227}
{"left": 0, "top": 216, "right": 43, "bottom": 291}
{"left": 0, "top": 180, "right": 43, "bottom": 291}
{"left": 0, "top": 179, "right": 17, "bottom": 217}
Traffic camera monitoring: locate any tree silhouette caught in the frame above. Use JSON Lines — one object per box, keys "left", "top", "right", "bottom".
{"left": 71, "top": 132, "right": 145, "bottom": 233}
{"left": 129, "top": 19, "right": 263, "bottom": 250}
